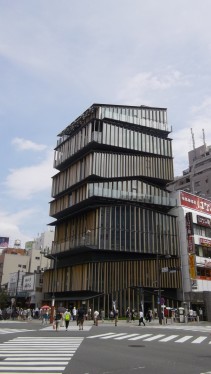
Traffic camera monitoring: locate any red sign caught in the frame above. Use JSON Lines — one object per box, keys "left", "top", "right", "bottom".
{"left": 188, "top": 235, "right": 195, "bottom": 253}
{"left": 180, "top": 191, "right": 211, "bottom": 214}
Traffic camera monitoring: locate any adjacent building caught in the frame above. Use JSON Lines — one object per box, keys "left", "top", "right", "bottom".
{"left": 170, "top": 190, "right": 211, "bottom": 321}
{"left": 167, "top": 143, "right": 211, "bottom": 199}
{"left": 44, "top": 103, "right": 182, "bottom": 316}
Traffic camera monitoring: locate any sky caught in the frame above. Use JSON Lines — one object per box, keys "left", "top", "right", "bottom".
{"left": 0, "top": 0, "right": 211, "bottom": 248}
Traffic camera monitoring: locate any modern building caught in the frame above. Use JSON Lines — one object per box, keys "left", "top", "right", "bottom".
{"left": 0, "top": 248, "right": 29, "bottom": 289}
{"left": 170, "top": 190, "right": 211, "bottom": 321}
{"left": 167, "top": 143, "right": 211, "bottom": 199}
{"left": 44, "top": 103, "right": 182, "bottom": 316}
{"left": 26, "top": 230, "right": 55, "bottom": 273}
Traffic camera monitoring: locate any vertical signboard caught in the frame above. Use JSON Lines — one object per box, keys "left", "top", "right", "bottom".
{"left": 186, "top": 212, "right": 195, "bottom": 253}
{"left": 189, "top": 254, "right": 196, "bottom": 279}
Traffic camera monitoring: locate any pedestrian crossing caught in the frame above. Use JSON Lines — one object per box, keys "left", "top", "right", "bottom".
{"left": 41, "top": 325, "right": 92, "bottom": 331}
{"left": 0, "top": 336, "right": 83, "bottom": 373}
{"left": 87, "top": 332, "right": 211, "bottom": 344}
{"left": 149, "top": 324, "right": 211, "bottom": 333}
{"left": 0, "top": 328, "right": 35, "bottom": 335}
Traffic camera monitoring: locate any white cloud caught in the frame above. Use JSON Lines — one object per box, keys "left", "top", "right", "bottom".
{"left": 117, "top": 70, "right": 190, "bottom": 105}
{"left": 0, "top": 209, "right": 37, "bottom": 247}
{"left": 12, "top": 138, "right": 47, "bottom": 151}
{"left": 3, "top": 151, "right": 55, "bottom": 200}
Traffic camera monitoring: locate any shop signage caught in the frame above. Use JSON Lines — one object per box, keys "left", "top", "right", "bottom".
{"left": 197, "top": 215, "right": 211, "bottom": 227}
{"left": 22, "top": 275, "right": 34, "bottom": 291}
{"left": 180, "top": 191, "right": 211, "bottom": 214}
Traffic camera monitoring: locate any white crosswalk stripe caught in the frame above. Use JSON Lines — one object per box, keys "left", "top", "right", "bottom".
{"left": 0, "top": 336, "right": 83, "bottom": 373}
{"left": 143, "top": 334, "right": 165, "bottom": 341}
{"left": 87, "top": 332, "right": 211, "bottom": 344}
{"left": 159, "top": 335, "right": 179, "bottom": 342}
{"left": 41, "top": 325, "right": 92, "bottom": 331}
{"left": 175, "top": 336, "right": 193, "bottom": 343}
{"left": 0, "top": 328, "right": 34, "bottom": 334}
{"left": 192, "top": 336, "right": 207, "bottom": 344}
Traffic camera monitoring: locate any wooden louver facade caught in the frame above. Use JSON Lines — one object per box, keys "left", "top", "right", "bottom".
{"left": 44, "top": 104, "right": 182, "bottom": 316}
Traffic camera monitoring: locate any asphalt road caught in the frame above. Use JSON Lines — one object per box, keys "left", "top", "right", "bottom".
{"left": 0, "top": 319, "right": 210, "bottom": 374}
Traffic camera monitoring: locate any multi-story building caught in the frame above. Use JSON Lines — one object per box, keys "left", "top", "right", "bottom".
{"left": 3, "top": 231, "right": 54, "bottom": 308}
{"left": 167, "top": 143, "right": 211, "bottom": 199}
{"left": 0, "top": 248, "right": 29, "bottom": 289}
{"left": 170, "top": 190, "right": 211, "bottom": 321}
{"left": 26, "top": 230, "right": 54, "bottom": 273}
{"left": 44, "top": 103, "right": 181, "bottom": 316}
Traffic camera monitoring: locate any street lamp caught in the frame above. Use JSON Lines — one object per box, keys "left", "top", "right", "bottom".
{"left": 40, "top": 247, "right": 57, "bottom": 324}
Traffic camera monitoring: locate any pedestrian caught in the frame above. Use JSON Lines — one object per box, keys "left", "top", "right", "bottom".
{"left": 138, "top": 310, "right": 145, "bottom": 326}
{"left": 93, "top": 310, "right": 99, "bottom": 326}
{"left": 101, "top": 310, "right": 105, "bottom": 322}
{"left": 63, "top": 309, "right": 71, "bottom": 331}
{"left": 126, "top": 307, "right": 130, "bottom": 322}
{"left": 131, "top": 309, "right": 135, "bottom": 322}
{"left": 77, "top": 308, "right": 85, "bottom": 330}
{"left": 146, "top": 309, "right": 152, "bottom": 322}
{"left": 72, "top": 306, "right": 77, "bottom": 321}
{"left": 54, "top": 311, "right": 61, "bottom": 331}
{"left": 114, "top": 309, "right": 119, "bottom": 326}
{"left": 88, "top": 307, "right": 92, "bottom": 320}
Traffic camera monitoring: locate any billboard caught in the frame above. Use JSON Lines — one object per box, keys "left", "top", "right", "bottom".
{"left": 22, "top": 275, "right": 35, "bottom": 291}
{"left": 180, "top": 191, "right": 211, "bottom": 214}
{"left": 0, "top": 237, "right": 9, "bottom": 248}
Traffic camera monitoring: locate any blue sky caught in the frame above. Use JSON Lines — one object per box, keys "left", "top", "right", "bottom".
{"left": 1, "top": 0, "right": 211, "bottom": 247}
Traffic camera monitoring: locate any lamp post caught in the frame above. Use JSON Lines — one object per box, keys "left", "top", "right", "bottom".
{"left": 40, "top": 247, "right": 57, "bottom": 324}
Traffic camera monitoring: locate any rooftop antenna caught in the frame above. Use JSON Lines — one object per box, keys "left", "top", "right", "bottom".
{"left": 190, "top": 128, "right": 195, "bottom": 150}
{"left": 202, "top": 129, "right": 206, "bottom": 148}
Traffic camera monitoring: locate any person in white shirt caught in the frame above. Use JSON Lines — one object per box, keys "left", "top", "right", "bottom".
{"left": 138, "top": 310, "right": 145, "bottom": 326}
{"left": 93, "top": 310, "right": 99, "bottom": 326}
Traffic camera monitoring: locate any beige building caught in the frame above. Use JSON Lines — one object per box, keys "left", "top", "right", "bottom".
{"left": 0, "top": 250, "right": 29, "bottom": 289}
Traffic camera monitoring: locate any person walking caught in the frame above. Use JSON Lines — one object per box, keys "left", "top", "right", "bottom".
{"left": 93, "top": 310, "right": 99, "bottom": 326}
{"left": 72, "top": 307, "right": 77, "bottom": 321}
{"left": 63, "top": 309, "right": 71, "bottom": 331}
{"left": 77, "top": 308, "right": 85, "bottom": 330}
{"left": 138, "top": 310, "right": 145, "bottom": 326}
{"left": 54, "top": 311, "right": 61, "bottom": 331}
{"left": 114, "top": 309, "right": 119, "bottom": 326}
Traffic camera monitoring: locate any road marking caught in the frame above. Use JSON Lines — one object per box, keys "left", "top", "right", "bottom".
{"left": 115, "top": 334, "right": 139, "bottom": 340}
{"left": 101, "top": 333, "right": 127, "bottom": 339}
{"left": 143, "top": 334, "right": 165, "bottom": 341}
{"left": 175, "top": 336, "right": 193, "bottom": 343}
{"left": 192, "top": 336, "right": 207, "bottom": 344}
{"left": 87, "top": 333, "right": 115, "bottom": 339}
{"left": 128, "top": 334, "right": 152, "bottom": 340}
{"left": 159, "top": 335, "right": 179, "bottom": 342}
{"left": 0, "top": 329, "right": 34, "bottom": 334}
{"left": 0, "top": 336, "right": 83, "bottom": 373}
